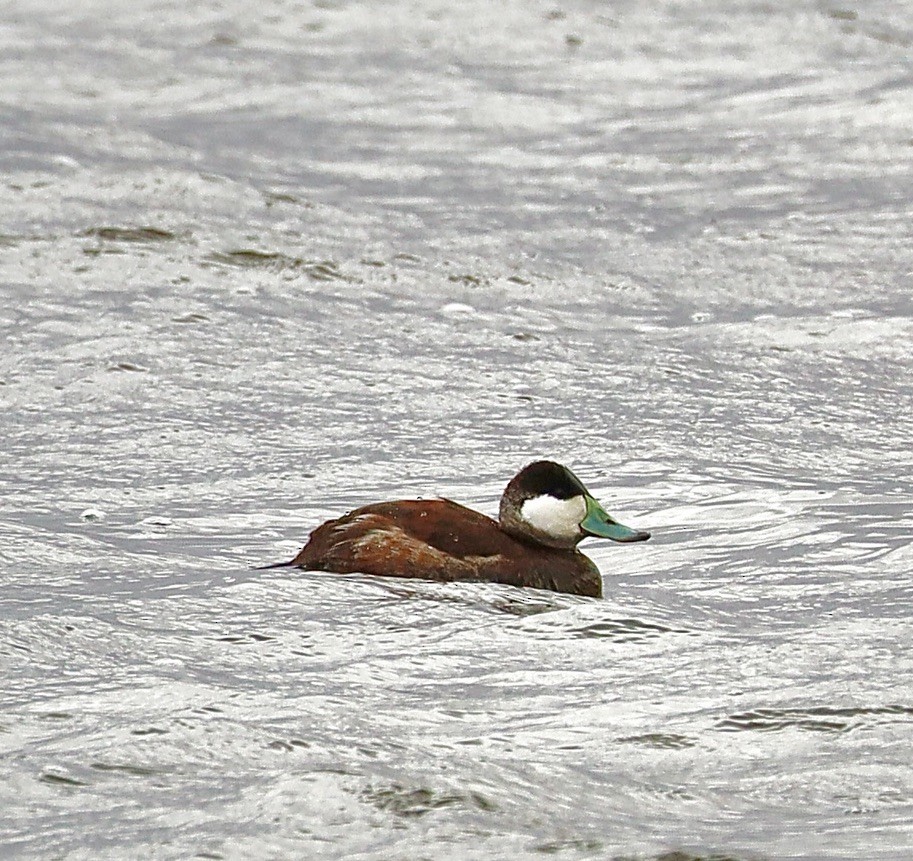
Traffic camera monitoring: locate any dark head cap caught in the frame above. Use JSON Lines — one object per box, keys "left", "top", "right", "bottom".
{"left": 503, "top": 460, "right": 589, "bottom": 502}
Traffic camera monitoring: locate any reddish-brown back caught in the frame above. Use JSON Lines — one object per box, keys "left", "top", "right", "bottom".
{"left": 287, "top": 498, "right": 603, "bottom": 597}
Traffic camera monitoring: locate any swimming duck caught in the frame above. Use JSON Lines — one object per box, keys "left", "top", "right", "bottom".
{"left": 268, "top": 461, "right": 649, "bottom": 597}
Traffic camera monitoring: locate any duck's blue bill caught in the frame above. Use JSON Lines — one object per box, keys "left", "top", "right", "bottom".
{"left": 581, "top": 496, "right": 651, "bottom": 542}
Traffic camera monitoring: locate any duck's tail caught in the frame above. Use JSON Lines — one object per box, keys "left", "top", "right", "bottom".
{"left": 255, "top": 560, "right": 297, "bottom": 571}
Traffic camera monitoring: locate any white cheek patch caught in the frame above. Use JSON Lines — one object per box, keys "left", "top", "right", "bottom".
{"left": 520, "top": 494, "right": 587, "bottom": 541}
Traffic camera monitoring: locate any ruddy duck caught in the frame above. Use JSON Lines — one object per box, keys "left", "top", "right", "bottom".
{"left": 267, "top": 461, "right": 649, "bottom": 597}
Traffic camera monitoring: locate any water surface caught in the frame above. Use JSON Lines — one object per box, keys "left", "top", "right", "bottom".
{"left": 2, "top": 1, "right": 913, "bottom": 859}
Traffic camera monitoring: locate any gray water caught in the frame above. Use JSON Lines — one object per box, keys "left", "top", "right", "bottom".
{"left": 2, "top": 1, "right": 913, "bottom": 859}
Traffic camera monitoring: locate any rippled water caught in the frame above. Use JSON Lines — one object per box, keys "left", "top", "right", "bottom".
{"left": 2, "top": 1, "right": 913, "bottom": 859}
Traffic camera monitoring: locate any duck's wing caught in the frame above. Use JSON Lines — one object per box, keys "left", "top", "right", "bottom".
{"left": 289, "top": 499, "right": 513, "bottom": 580}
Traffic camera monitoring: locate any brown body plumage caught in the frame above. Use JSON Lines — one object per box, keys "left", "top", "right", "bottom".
{"left": 289, "top": 498, "right": 604, "bottom": 597}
